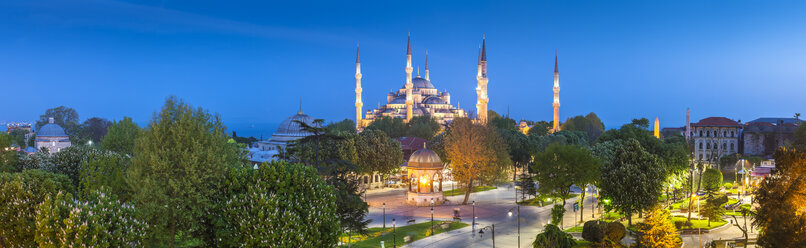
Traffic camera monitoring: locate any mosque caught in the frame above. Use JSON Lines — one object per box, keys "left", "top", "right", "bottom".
{"left": 354, "top": 34, "right": 490, "bottom": 129}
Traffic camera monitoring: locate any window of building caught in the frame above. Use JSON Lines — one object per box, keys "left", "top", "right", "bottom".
{"left": 699, "top": 130, "right": 703, "bottom": 137}
{"left": 699, "top": 154, "right": 703, "bottom": 160}
{"left": 731, "top": 143, "right": 735, "bottom": 151}
{"left": 706, "top": 143, "right": 711, "bottom": 149}
{"left": 731, "top": 131, "right": 735, "bottom": 137}
{"left": 699, "top": 143, "right": 703, "bottom": 149}
{"left": 723, "top": 143, "right": 727, "bottom": 149}
{"left": 723, "top": 131, "right": 727, "bottom": 137}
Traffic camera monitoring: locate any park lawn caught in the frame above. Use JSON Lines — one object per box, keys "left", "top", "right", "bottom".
{"left": 601, "top": 211, "right": 624, "bottom": 221}
{"left": 564, "top": 226, "right": 584, "bottom": 232}
{"left": 670, "top": 216, "right": 727, "bottom": 229}
{"left": 342, "top": 221, "right": 468, "bottom": 248}
{"left": 572, "top": 240, "right": 592, "bottom": 247}
{"left": 517, "top": 193, "right": 579, "bottom": 206}
{"left": 727, "top": 198, "right": 739, "bottom": 205}
{"left": 444, "top": 186, "right": 497, "bottom": 196}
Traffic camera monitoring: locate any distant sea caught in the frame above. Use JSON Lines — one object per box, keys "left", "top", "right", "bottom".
{"left": 226, "top": 122, "right": 279, "bottom": 141}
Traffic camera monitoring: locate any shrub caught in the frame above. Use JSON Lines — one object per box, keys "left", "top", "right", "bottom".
{"left": 532, "top": 224, "right": 576, "bottom": 248}
{"left": 582, "top": 220, "right": 605, "bottom": 243}
{"left": 551, "top": 204, "right": 566, "bottom": 225}
{"left": 723, "top": 182, "right": 733, "bottom": 189}
{"left": 702, "top": 168, "right": 723, "bottom": 193}
{"left": 0, "top": 170, "right": 73, "bottom": 247}
{"left": 604, "top": 221, "right": 626, "bottom": 244}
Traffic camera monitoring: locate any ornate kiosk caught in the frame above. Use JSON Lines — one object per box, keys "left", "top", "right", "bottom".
{"left": 407, "top": 145, "right": 445, "bottom": 206}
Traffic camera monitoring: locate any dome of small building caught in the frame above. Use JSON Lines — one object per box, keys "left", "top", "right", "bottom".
{"left": 408, "top": 146, "right": 442, "bottom": 169}
{"left": 390, "top": 96, "right": 407, "bottom": 104}
{"left": 38, "top": 122, "right": 68, "bottom": 137}
{"left": 274, "top": 110, "right": 320, "bottom": 138}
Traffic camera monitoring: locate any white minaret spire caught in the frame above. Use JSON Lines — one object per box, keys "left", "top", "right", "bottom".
{"left": 355, "top": 43, "right": 363, "bottom": 131}
{"left": 425, "top": 50, "right": 430, "bottom": 81}
{"left": 405, "top": 32, "right": 414, "bottom": 122}
{"left": 552, "top": 50, "right": 561, "bottom": 133}
{"left": 476, "top": 35, "right": 489, "bottom": 123}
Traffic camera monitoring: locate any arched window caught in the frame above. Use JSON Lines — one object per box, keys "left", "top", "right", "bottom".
{"left": 699, "top": 154, "right": 703, "bottom": 160}
{"left": 699, "top": 130, "right": 703, "bottom": 137}
{"left": 723, "top": 131, "right": 727, "bottom": 137}
{"left": 723, "top": 143, "right": 727, "bottom": 149}
{"left": 706, "top": 143, "right": 711, "bottom": 149}
{"left": 699, "top": 143, "right": 703, "bottom": 149}
{"left": 730, "top": 143, "right": 735, "bottom": 151}
{"left": 731, "top": 131, "right": 735, "bottom": 137}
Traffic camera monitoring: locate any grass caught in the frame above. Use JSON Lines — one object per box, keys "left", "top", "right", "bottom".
{"left": 564, "top": 226, "right": 584, "bottom": 232}
{"left": 670, "top": 216, "right": 727, "bottom": 230}
{"left": 517, "top": 193, "right": 579, "bottom": 206}
{"left": 339, "top": 221, "right": 468, "bottom": 247}
{"left": 572, "top": 240, "right": 593, "bottom": 247}
{"left": 601, "top": 211, "right": 624, "bottom": 221}
{"left": 443, "top": 185, "right": 497, "bottom": 196}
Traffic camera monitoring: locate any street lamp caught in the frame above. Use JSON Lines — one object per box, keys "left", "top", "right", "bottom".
{"left": 431, "top": 207, "right": 434, "bottom": 234}
{"left": 392, "top": 218, "right": 396, "bottom": 248}
{"left": 691, "top": 193, "right": 701, "bottom": 248}
{"left": 507, "top": 206, "right": 520, "bottom": 247}
{"left": 472, "top": 201, "right": 476, "bottom": 229}
{"left": 478, "top": 224, "right": 495, "bottom": 248}
{"left": 383, "top": 202, "right": 386, "bottom": 229}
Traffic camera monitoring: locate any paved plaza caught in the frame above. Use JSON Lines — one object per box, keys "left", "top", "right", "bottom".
{"left": 362, "top": 182, "right": 758, "bottom": 248}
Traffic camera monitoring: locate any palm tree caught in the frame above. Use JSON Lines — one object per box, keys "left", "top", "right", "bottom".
{"left": 795, "top": 113, "right": 801, "bottom": 126}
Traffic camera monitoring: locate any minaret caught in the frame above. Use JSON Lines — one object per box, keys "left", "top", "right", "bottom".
{"left": 552, "top": 51, "right": 561, "bottom": 132}
{"left": 425, "top": 50, "right": 430, "bottom": 81}
{"left": 405, "top": 33, "right": 414, "bottom": 122}
{"left": 476, "top": 36, "right": 489, "bottom": 123}
{"left": 654, "top": 117, "right": 660, "bottom": 139}
{"left": 355, "top": 44, "right": 363, "bottom": 130}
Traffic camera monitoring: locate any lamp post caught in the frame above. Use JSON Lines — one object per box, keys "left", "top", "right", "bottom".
{"left": 508, "top": 206, "right": 520, "bottom": 247}
{"left": 478, "top": 224, "right": 495, "bottom": 248}
{"left": 431, "top": 207, "right": 434, "bottom": 234}
{"left": 692, "top": 193, "right": 701, "bottom": 248}
{"left": 472, "top": 200, "right": 476, "bottom": 229}
{"left": 383, "top": 202, "right": 386, "bottom": 229}
{"left": 392, "top": 218, "right": 396, "bottom": 248}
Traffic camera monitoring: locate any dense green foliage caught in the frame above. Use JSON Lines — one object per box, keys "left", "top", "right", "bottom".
{"left": 355, "top": 129, "right": 403, "bottom": 176}
{"left": 35, "top": 188, "right": 146, "bottom": 247}
{"left": 604, "top": 221, "right": 626, "bottom": 245}
{"left": 0, "top": 170, "right": 74, "bottom": 247}
{"left": 560, "top": 113, "right": 605, "bottom": 144}
{"left": 582, "top": 220, "right": 605, "bottom": 243}
{"left": 0, "top": 133, "right": 20, "bottom": 173}
{"left": 364, "top": 116, "right": 407, "bottom": 138}
{"left": 701, "top": 168, "right": 723, "bottom": 194}
{"left": 127, "top": 97, "right": 243, "bottom": 247}
{"left": 551, "top": 204, "right": 566, "bottom": 226}
{"left": 533, "top": 144, "right": 599, "bottom": 207}
{"left": 406, "top": 115, "right": 442, "bottom": 140}
{"left": 102, "top": 117, "right": 141, "bottom": 156}
{"left": 325, "top": 118, "right": 356, "bottom": 135}
{"left": 79, "top": 150, "right": 130, "bottom": 201}
{"left": 599, "top": 139, "right": 664, "bottom": 226}
{"left": 218, "top": 161, "right": 340, "bottom": 247}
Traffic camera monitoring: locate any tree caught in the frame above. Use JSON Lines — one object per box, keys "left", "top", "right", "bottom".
{"left": 326, "top": 119, "right": 356, "bottom": 136}
{"left": 636, "top": 207, "right": 682, "bottom": 248}
{"left": 701, "top": 193, "right": 728, "bottom": 226}
{"left": 444, "top": 118, "right": 510, "bottom": 204}
{"left": 530, "top": 131, "right": 589, "bottom": 153}
{"left": 78, "top": 117, "right": 112, "bottom": 144}
{"left": 560, "top": 113, "right": 605, "bottom": 144}
{"left": 35, "top": 188, "right": 147, "bottom": 247}
{"left": 582, "top": 220, "right": 605, "bottom": 243}
{"left": 102, "top": 117, "right": 141, "bottom": 156}
{"left": 36, "top": 106, "right": 81, "bottom": 139}
{"left": 603, "top": 221, "right": 626, "bottom": 245}
{"left": 532, "top": 224, "right": 576, "bottom": 248}
{"left": 0, "top": 133, "right": 21, "bottom": 173}
{"left": 79, "top": 150, "right": 130, "bottom": 202}
{"left": 217, "top": 161, "right": 340, "bottom": 247}
{"left": 701, "top": 168, "right": 723, "bottom": 195}
{"left": 0, "top": 170, "right": 74, "bottom": 247}
{"left": 127, "top": 97, "right": 242, "bottom": 247}
{"left": 407, "top": 115, "right": 441, "bottom": 140}
{"left": 753, "top": 147, "right": 806, "bottom": 247}
{"left": 551, "top": 204, "right": 566, "bottom": 226}
{"left": 532, "top": 143, "right": 599, "bottom": 212}
{"left": 489, "top": 110, "right": 517, "bottom": 131}
{"left": 599, "top": 139, "right": 665, "bottom": 226}
{"left": 499, "top": 129, "right": 532, "bottom": 181}
{"left": 8, "top": 129, "right": 28, "bottom": 148}
{"left": 50, "top": 145, "right": 94, "bottom": 188}
{"left": 355, "top": 129, "right": 403, "bottom": 177}
{"left": 528, "top": 121, "right": 552, "bottom": 136}
{"left": 364, "top": 116, "right": 406, "bottom": 138}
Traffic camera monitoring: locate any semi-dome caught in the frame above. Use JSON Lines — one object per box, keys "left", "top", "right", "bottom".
{"left": 274, "top": 110, "right": 320, "bottom": 138}
{"left": 408, "top": 146, "right": 442, "bottom": 169}
{"left": 38, "top": 119, "right": 68, "bottom": 137}
{"left": 424, "top": 97, "right": 446, "bottom": 105}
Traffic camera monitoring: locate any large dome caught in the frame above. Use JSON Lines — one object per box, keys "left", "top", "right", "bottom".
{"left": 274, "top": 110, "right": 320, "bottom": 137}
{"left": 402, "top": 76, "right": 435, "bottom": 89}
{"left": 408, "top": 146, "right": 442, "bottom": 169}
{"left": 38, "top": 123, "right": 68, "bottom": 137}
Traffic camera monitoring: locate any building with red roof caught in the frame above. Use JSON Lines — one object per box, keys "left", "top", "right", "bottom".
{"left": 691, "top": 117, "right": 741, "bottom": 163}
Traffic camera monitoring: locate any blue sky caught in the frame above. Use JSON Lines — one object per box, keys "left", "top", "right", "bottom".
{"left": 2, "top": 0, "right": 805, "bottom": 134}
